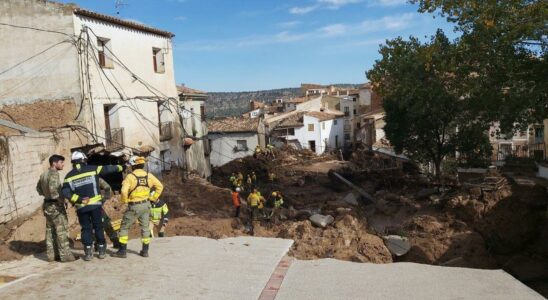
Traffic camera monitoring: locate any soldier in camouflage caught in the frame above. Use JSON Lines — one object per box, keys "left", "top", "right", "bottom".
{"left": 36, "top": 154, "right": 76, "bottom": 262}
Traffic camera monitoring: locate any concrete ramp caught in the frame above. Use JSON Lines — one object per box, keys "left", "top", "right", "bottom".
{"left": 276, "top": 259, "right": 544, "bottom": 300}
{"left": 0, "top": 236, "right": 293, "bottom": 300}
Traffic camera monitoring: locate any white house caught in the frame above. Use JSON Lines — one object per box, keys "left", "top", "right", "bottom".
{"left": 271, "top": 111, "right": 344, "bottom": 155}
{"left": 208, "top": 117, "right": 266, "bottom": 167}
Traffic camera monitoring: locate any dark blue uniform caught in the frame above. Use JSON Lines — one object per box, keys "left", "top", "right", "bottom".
{"left": 61, "top": 163, "right": 122, "bottom": 247}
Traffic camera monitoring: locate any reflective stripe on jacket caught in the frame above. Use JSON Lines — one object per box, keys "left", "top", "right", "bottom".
{"left": 150, "top": 200, "right": 169, "bottom": 222}
{"left": 61, "top": 164, "right": 122, "bottom": 211}
{"left": 247, "top": 192, "right": 261, "bottom": 207}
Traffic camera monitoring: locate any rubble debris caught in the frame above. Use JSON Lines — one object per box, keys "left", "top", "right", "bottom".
{"left": 343, "top": 193, "right": 359, "bottom": 206}
{"left": 416, "top": 188, "right": 438, "bottom": 199}
{"left": 330, "top": 172, "right": 375, "bottom": 204}
{"left": 309, "top": 214, "right": 334, "bottom": 228}
{"left": 382, "top": 235, "right": 411, "bottom": 256}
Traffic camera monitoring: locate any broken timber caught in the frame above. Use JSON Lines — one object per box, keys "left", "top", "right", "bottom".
{"left": 332, "top": 172, "right": 375, "bottom": 204}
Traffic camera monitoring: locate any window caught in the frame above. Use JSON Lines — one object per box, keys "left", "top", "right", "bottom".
{"left": 353, "top": 97, "right": 357, "bottom": 102}
{"left": 322, "top": 122, "right": 325, "bottom": 130}
{"left": 335, "top": 135, "right": 339, "bottom": 148}
{"left": 200, "top": 105, "right": 206, "bottom": 121}
{"left": 334, "top": 120, "right": 338, "bottom": 125}
{"left": 236, "top": 140, "right": 248, "bottom": 151}
{"left": 153, "top": 48, "right": 165, "bottom": 73}
{"left": 287, "top": 128, "right": 295, "bottom": 135}
{"left": 357, "top": 122, "right": 361, "bottom": 129}
{"left": 353, "top": 109, "right": 357, "bottom": 115}
{"left": 344, "top": 107, "right": 350, "bottom": 117}
{"left": 308, "top": 124, "right": 314, "bottom": 132}
{"left": 97, "top": 38, "right": 113, "bottom": 68}
{"left": 344, "top": 133, "right": 350, "bottom": 140}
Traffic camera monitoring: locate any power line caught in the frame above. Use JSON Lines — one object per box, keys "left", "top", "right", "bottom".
{"left": 0, "top": 40, "right": 73, "bottom": 77}
{"left": 0, "top": 22, "right": 75, "bottom": 38}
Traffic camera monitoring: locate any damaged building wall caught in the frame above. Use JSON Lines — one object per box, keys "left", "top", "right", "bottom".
{"left": 73, "top": 13, "right": 180, "bottom": 175}
{"left": 0, "top": 129, "right": 86, "bottom": 224}
{"left": 0, "top": 0, "right": 82, "bottom": 117}
{"left": 179, "top": 99, "right": 211, "bottom": 178}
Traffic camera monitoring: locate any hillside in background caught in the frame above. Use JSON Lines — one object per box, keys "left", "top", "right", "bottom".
{"left": 206, "top": 84, "right": 358, "bottom": 117}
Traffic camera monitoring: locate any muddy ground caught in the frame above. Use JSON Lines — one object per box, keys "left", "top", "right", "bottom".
{"left": 1, "top": 149, "right": 547, "bottom": 296}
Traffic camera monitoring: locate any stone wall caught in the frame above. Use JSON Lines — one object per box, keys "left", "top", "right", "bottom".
{"left": 0, "top": 129, "right": 85, "bottom": 224}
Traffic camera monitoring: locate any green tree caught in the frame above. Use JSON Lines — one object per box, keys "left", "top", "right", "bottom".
{"left": 367, "top": 30, "right": 476, "bottom": 177}
{"left": 411, "top": 0, "right": 548, "bottom": 134}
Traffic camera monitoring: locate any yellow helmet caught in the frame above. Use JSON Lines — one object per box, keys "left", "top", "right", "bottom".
{"left": 272, "top": 192, "right": 277, "bottom": 196}
{"left": 131, "top": 156, "right": 146, "bottom": 166}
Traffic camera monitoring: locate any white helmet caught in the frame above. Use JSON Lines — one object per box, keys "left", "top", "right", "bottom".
{"left": 71, "top": 151, "right": 87, "bottom": 162}
{"left": 235, "top": 187, "right": 241, "bottom": 192}
{"left": 128, "top": 155, "right": 138, "bottom": 166}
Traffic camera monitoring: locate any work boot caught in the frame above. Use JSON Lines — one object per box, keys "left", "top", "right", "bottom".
{"left": 83, "top": 246, "right": 93, "bottom": 261}
{"left": 98, "top": 244, "right": 106, "bottom": 259}
{"left": 140, "top": 244, "right": 149, "bottom": 257}
{"left": 112, "top": 241, "right": 121, "bottom": 249}
{"left": 111, "top": 244, "right": 127, "bottom": 258}
{"left": 60, "top": 254, "right": 77, "bottom": 263}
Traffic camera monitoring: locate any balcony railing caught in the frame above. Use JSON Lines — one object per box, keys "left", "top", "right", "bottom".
{"left": 344, "top": 125, "right": 351, "bottom": 132}
{"left": 159, "top": 121, "right": 173, "bottom": 141}
{"left": 105, "top": 128, "right": 124, "bottom": 151}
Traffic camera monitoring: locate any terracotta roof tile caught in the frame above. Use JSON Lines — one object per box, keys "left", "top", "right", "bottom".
{"left": 305, "top": 111, "right": 343, "bottom": 121}
{"left": 177, "top": 85, "right": 207, "bottom": 95}
{"left": 74, "top": 9, "right": 174, "bottom": 38}
{"left": 208, "top": 117, "right": 260, "bottom": 133}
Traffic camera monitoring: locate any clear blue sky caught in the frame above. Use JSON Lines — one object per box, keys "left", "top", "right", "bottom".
{"left": 60, "top": 0, "right": 456, "bottom": 92}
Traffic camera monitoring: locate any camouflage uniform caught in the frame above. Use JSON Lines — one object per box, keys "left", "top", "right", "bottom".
{"left": 36, "top": 168, "right": 75, "bottom": 262}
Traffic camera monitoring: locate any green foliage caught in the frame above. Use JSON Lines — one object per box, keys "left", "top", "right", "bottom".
{"left": 368, "top": 30, "right": 479, "bottom": 177}
{"left": 411, "top": 0, "right": 548, "bottom": 134}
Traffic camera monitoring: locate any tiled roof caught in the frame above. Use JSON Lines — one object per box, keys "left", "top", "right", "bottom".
{"left": 305, "top": 111, "right": 343, "bottom": 121}
{"left": 276, "top": 113, "right": 304, "bottom": 128}
{"left": 177, "top": 85, "right": 207, "bottom": 95}
{"left": 74, "top": 9, "right": 174, "bottom": 38}
{"left": 208, "top": 117, "right": 260, "bottom": 133}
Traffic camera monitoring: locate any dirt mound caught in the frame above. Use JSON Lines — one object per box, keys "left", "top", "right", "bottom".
{"left": 401, "top": 214, "right": 497, "bottom": 268}
{"left": 276, "top": 215, "right": 392, "bottom": 263}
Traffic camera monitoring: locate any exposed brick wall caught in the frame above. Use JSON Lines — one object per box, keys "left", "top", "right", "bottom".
{"left": 0, "top": 99, "right": 77, "bottom": 135}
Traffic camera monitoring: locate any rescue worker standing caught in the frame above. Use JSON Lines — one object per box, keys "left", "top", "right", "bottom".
{"left": 61, "top": 151, "right": 123, "bottom": 261}
{"left": 247, "top": 188, "right": 264, "bottom": 221}
{"left": 113, "top": 156, "right": 163, "bottom": 258}
{"left": 36, "top": 154, "right": 75, "bottom": 262}
{"left": 231, "top": 187, "right": 242, "bottom": 218}
{"left": 149, "top": 198, "right": 169, "bottom": 238}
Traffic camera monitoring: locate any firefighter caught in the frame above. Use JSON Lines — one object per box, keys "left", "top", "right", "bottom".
{"left": 61, "top": 151, "right": 123, "bottom": 261}
{"left": 112, "top": 156, "right": 163, "bottom": 258}
{"left": 149, "top": 198, "right": 169, "bottom": 238}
